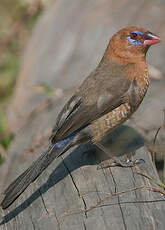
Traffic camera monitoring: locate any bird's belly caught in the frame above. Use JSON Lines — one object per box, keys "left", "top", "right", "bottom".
{"left": 90, "top": 102, "right": 133, "bottom": 143}
{"left": 90, "top": 75, "right": 149, "bottom": 143}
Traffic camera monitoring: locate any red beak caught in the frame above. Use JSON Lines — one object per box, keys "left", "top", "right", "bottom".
{"left": 143, "top": 31, "right": 160, "bottom": 46}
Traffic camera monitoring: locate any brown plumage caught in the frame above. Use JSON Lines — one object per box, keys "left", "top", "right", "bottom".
{"left": 51, "top": 27, "right": 158, "bottom": 142}
{"left": 1, "top": 27, "right": 160, "bottom": 209}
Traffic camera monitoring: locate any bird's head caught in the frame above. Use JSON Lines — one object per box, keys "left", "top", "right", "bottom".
{"left": 106, "top": 27, "right": 160, "bottom": 63}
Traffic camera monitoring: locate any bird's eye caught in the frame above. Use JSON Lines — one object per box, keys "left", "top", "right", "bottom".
{"left": 130, "top": 32, "right": 137, "bottom": 39}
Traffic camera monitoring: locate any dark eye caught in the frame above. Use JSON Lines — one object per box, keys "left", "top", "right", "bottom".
{"left": 130, "top": 32, "right": 137, "bottom": 39}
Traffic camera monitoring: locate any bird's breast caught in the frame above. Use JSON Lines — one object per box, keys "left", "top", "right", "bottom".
{"left": 135, "top": 73, "right": 150, "bottom": 105}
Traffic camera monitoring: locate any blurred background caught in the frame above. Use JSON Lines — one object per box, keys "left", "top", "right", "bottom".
{"left": 0, "top": 0, "right": 50, "bottom": 162}
{"left": 0, "top": 0, "right": 165, "bottom": 180}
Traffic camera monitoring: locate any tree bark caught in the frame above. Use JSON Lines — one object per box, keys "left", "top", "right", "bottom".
{"left": 0, "top": 0, "right": 165, "bottom": 229}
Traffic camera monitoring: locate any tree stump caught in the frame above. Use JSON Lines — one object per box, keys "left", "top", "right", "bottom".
{"left": 0, "top": 0, "right": 165, "bottom": 229}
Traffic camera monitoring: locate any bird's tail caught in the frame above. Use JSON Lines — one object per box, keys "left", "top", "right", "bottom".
{"left": 1, "top": 142, "right": 73, "bottom": 209}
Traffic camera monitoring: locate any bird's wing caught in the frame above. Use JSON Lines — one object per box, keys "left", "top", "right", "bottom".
{"left": 51, "top": 94, "right": 88, "bottom": 142}
{"left": 51, "top": 73, "right": 133, "bottom": 143}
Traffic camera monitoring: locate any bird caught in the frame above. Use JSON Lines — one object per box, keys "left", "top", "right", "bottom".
{"left": 0, "top": 26, "right": 160, "bottom": 209}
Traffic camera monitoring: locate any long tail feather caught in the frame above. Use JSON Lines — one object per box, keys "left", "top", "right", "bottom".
{"left": 1, "top": 143, "right": 72, "bottom": 209}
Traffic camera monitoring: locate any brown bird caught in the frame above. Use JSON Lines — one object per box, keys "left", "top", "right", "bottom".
{"left": 1, "top": 26, "right": 160, "bottom": 209}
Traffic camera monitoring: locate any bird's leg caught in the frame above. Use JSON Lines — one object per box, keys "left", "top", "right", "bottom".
{"left": 94, "top": 143, "right": 120, "bottom": 169}
{"left": 95, "top": 143, "right": 145, "bottom": 169}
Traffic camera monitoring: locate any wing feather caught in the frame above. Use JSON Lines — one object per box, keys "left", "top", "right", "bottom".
{"left": 51, "top": 63, "right": 134, "bottom": 143}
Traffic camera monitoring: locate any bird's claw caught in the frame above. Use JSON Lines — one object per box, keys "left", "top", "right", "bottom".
{"left": 97, "top": 158, "right": 145, "bottom": 170}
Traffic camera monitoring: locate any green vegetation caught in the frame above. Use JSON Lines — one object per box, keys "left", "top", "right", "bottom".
{"left": 0, "top": 0, "right": 46, "bottom": 160}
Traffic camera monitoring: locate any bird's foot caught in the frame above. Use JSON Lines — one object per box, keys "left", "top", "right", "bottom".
{"left": 97, "top": 158, "right": 145, "bottom": 170}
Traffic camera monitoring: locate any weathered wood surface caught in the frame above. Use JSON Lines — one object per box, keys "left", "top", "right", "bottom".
{"left": 0, "top": 0, "right": 165, "bottom": 229}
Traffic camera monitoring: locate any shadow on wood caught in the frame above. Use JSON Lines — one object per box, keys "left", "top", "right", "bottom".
{"left": 1, "top": 125, "right": 144, "bottom": 224}
{"left": 1, "top": 0, "right": 165, "bottom": 229}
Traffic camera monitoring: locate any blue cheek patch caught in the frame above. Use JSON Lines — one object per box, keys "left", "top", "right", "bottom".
{"left": 127, "top": 36, "right": 142, "bottom": 46}
{"left": 128, "top": 30, "right": 144, "bottom": 46}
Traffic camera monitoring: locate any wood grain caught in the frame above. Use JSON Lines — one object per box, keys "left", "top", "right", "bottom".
{"left": 0, "top": 0, "right": 165, "bottom": 229}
